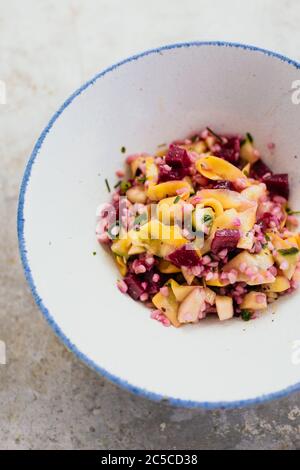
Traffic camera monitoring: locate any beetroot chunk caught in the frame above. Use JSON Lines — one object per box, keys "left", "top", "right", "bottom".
{"left": 215, "top": 137, "right": 241, "bottom": 164}
{"left": 250, "top": 159, "right": 272, "bottom": 179}
{"left": 159, "top": 144, "right": 191, "bottom": 182}
{"left": 211, "top": 229, "right": 240, "bottom": 254}
{"left": 167, "top": 245, "right": 201, "bottom": 268}
{"left": 143, "top": 268, "right": 164, "bottom": 295}
{"left": 158, "top": 164, "right": 186, "bottom": 182}
{"left": 263, "top": 173, "right": 289, "bottom": 199}
{"left": 124, "top": 274, "right": 145, "bottom": 300}
{"left": 166, "top": 144, "right": 191, "bottom": 168}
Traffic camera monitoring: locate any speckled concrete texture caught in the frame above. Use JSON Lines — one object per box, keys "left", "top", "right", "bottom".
{"left": 1, "top": 0, "right": 300, "bottom": 450}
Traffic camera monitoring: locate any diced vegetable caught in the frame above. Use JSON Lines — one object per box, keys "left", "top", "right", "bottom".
{"left": 169, "top": 279, "right": 196, "bottom": 302}
{"left": 158, "top": 260, "right": 181, "bottom": 273}
{"left": 265, "top": 276, "right": 290, "bottom": 293}
{"left": 263, "top": 173, "right": 289, "bottom": 199}
{"left": 215, "top": 296, "right": 234, "bottom": 321}
{"left": 152, "top": 288, "right": 180, "bottom": 327}
{"left": 211, "top": 229, "right": 240, "bottom": 254}
{"left": 250, "top": 159, "right": 272, "bottom": 179}
{"left": 178, "top": 287, "right": 206, "bottom": 323}
{"left": 124, "top": 274, "right": 145, "bottom": 300}
{"left": 223, "top": 250, "right": 275, "bottom": 285}
{"left": 240, "top": 291, "right": 267, "bottom": 310}
{"left": 167, "top": 245, "right": 202, "bottom": 267}
{"left": 214, "top": 136, "right": 241, "bottom": 164}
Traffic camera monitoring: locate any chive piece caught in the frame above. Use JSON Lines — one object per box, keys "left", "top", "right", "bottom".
{"left": 278, "top": 247, "right": 299, "bottom": 256}
{"left": 105, "top": 178, "right": 111, "bottom": 193}
{"left": 173, "top": 195, "right": 181, "bottom": 204}
{"left": 121, "top": 146, "right": 126, "bottom": 153}
{"left": 93, "top": 251, "right": 97, "bottom": 256}
{"left": 134, "top": 213, "right": 148, "bottom": 226}
{"left": 206, "top": 127, "right": 223, "bottom": 143}
{"left": 137, "top": 176, "right": 146, "bottom": 184}
{"left": 240, "top": 138, "right": 246, "bottom": 147}
{"left": 286, "top": 208, "right": 300, "bottom": 215}
{"left": 120, "top": 181, "right": 132, "bottom": 193}
{"left": 157, "top": 143, "right": 167, "bottom": 148}
{"left": 114, "top": 180, "right": 121, "bottom": 189}
{"left": 265, "top": 234, "right": 271, "bottom": 241}
{"left": 241, "top": 310, "right": 252, "bottom": 321}
{"left": 203, "top": 214, "right": 213, "bottom": 224}
{"left": 246, "top": 132, "right": 253, "bottom": 143}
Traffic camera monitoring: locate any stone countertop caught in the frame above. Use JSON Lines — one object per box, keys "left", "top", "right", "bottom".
{"left": 1, "top": 0, "right": 300, "bottom": 450}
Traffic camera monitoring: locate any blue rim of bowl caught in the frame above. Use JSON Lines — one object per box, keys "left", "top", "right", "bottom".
{"left": 17, "top": 41, "right": 300, "bottom": 409}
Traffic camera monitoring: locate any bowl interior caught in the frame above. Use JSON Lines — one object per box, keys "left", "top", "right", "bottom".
{"left": 20, "top": 43, "right": 300, "bottom": 406}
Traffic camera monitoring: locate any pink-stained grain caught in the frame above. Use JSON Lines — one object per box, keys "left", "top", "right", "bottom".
{"left": 160, "top": 286, "right": 169, "bottom": 297}
{"left": 117, "top": 279, "right": 128, "bottom": 294}
{"left": 140, "top": 293, "right": 149, "bottom": 302}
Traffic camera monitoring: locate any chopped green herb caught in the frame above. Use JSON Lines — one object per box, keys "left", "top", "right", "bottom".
{"left": 173, "top": 195, "right": 181, "bottom": 204}
{"left": 241, "top": 310, "right": 252, "bottom": 321}
{"left": 120, "top": 181, "right": 132, "bottom": 193}
{"left": 240, "top": 139, "right": 246, "bottom": 147}
{"left": 203, "top": 214, "right": 213, "bottom": 224}
{"left": 243, "top": 169, "right": 249, "bottom": 177}
{"left": 105, "top": 178, "right": 111, "bottom": 193}
{"left": 261, "top": 243, "right": 268, "bottom": 249}
{"left": 286, "top": 208, "right": 300, "bottom": 215}
{"left": 278, "top": 247, "right": 299, "bottom": 256}
{"left": 191, "top": 134, "right": 199, "bottom": 143}
{"left": 137, "top": 176, "right": 146, "bottom": 184}
{"left": 114, "top": 180, "right": 121, "bottom": 189}
{"left": 134, "top": 212, "right": 148, "bottom": 226}
{"left": 157, "top": 143, "right": 167, "bottom": 148}
{"left": 206, "top": 127, "right": 223, "bottom": 143}
{"left": 246, "top": 132, "right": 253, "bottom": 143}
{"left": 265, "top": 234, "right": 271, "bottom": 241}
{"left": 93, "top": 251, "right": 97, "bottom": 256}
{"left": 121, "top": 146, "right": 126, "bottom": 153}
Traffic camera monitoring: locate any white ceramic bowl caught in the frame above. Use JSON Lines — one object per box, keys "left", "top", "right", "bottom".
{"left": 18, "top": 42, "right": 300, "bottom": 408}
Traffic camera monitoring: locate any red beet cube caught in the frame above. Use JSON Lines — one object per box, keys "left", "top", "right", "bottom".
{"left": 167, "top": 245, "right": 201, "bottom": 268}
{"left": 263, "top": 173, "right": 289, "bottom": 199}
{"left": 124, "top": 274, "right": 145, "bottom": 300}
{"left": 250, "top": 159, "right": 272, "bottom": 179}
{"left": 166, "top": 144, "right": 191, "bottom": 168}
{"left": 211, "top": 229, "right": 240, "bottom": 254}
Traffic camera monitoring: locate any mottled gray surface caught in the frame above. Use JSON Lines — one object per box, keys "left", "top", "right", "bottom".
{"left": 1, "top": 0, "right": 300, "bottom": 450}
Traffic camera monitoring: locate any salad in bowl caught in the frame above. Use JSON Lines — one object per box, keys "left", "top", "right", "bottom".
{"left": 97, "top": 128, "right": 300, "bottom": 327}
